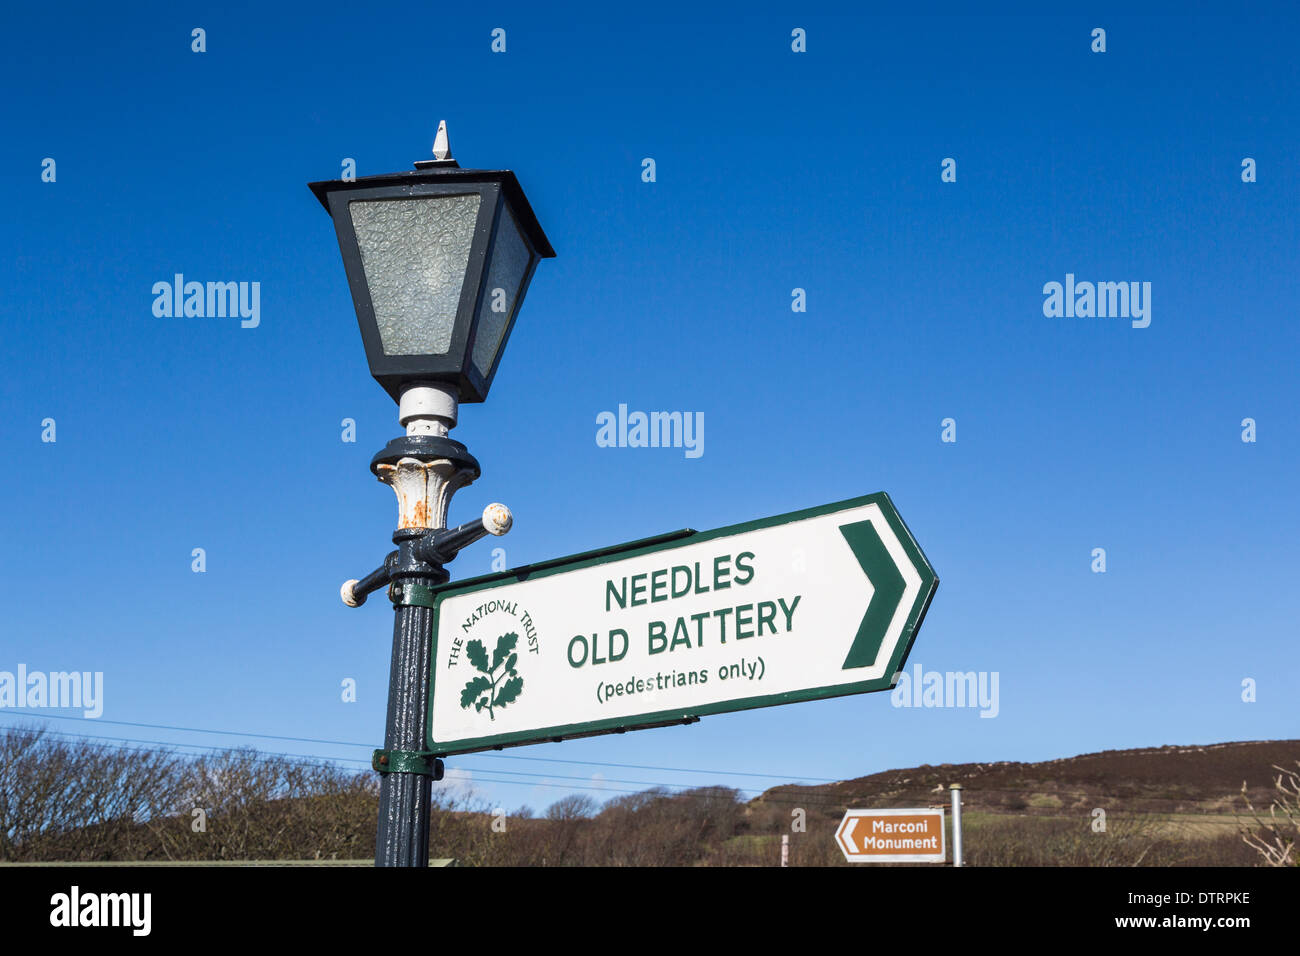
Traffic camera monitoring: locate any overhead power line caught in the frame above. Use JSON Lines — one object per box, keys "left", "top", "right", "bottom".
{"left": 0, "top": 721, "right": 767, "bottom": 796}
{"left": 4, "top": 712, "right": 837, "bottom": 782}
{"left": 1, "top": 719, "right": 1260, "bottom": 808}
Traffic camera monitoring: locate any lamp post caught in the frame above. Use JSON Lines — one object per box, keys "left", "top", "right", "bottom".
{"left": 309, "top": 122, "right": 554, "bottom": 867}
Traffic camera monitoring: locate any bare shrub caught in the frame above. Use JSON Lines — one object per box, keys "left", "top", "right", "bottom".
{"left": 0, "top": 725, "right": 188, "bottom": 861}
{"left": 1239, "top": 763, "right": 1300, "bottom": 867}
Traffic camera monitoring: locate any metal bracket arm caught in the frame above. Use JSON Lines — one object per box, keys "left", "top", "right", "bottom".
{"left": 341, "top": 504, "right": 512, "bottom": 609}
{"left": 341, "top": 551, "right": 399, "bottom": 608}
{"left": 414, "top": 504, "right": 512, "bottom": 565}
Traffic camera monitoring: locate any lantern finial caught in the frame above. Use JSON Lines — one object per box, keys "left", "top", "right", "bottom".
{"left": 432, "top": 120, "right": 452, "bottom": 162}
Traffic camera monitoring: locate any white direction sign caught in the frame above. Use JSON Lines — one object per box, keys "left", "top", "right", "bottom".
{"left": 424, "top": 493, "right": 938, "bottom": 755}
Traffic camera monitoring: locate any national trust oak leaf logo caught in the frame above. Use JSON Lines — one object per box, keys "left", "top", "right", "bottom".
{"left": 460, "top": 632, "right": 524, "bottom": 720}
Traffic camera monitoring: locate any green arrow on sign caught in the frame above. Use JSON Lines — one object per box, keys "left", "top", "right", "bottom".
{"left": 839, "top": 519, "right": 907, "bottom": 670}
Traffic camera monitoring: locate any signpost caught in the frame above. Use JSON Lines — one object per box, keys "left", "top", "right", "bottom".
{"left": 835, "top": 808, "right": 947, "bottom": 863}
{"left": 421, "top": 492, "right": 937, "bottom": 756}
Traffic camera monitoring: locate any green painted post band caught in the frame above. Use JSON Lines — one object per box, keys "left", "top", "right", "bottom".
{"left": 372, "top": 749, "right": 445, "bottom": 779}
{"left": 390, "top": 583, "right": 439, "bottom": 609}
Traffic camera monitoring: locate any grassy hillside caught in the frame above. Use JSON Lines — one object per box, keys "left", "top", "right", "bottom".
{"left": 759, "top": 739, "right": 1299, "bottom": 815}
{"left": 749, "top": 740, "right": 1300, "bottom": 866}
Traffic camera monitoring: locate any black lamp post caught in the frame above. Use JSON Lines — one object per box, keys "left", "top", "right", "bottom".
{"left": 309, "top": 123, "right": 554, "bottom": 867}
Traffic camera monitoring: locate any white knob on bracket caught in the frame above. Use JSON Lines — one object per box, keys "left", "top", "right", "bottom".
{"left": 483, "top": 503, "right": 513, "bottom": 536}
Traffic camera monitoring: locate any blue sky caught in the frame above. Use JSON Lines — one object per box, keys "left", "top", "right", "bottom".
{"left": 2, "top": 3, "right": 1297, "bottom": 814}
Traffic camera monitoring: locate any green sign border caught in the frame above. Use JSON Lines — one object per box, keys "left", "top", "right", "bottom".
{"left": 425, "top": 492, "right": 938, "bottom": 756}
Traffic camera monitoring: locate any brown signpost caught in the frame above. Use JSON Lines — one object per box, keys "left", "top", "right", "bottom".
{"left": 835, "top": 808, "right": 946, "bottom": 863}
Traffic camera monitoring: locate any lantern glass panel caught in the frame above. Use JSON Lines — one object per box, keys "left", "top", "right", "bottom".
{"left": 349, "top": 193, "right": 482, "bottom": 356}
{"left": 471, "top": 203, "right": 534, "bottom": 378}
